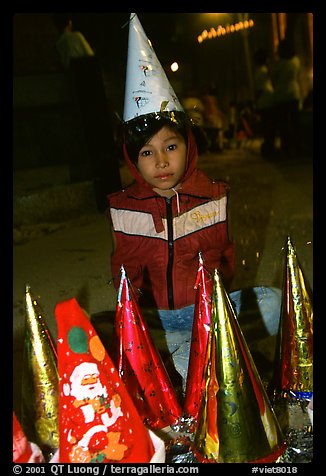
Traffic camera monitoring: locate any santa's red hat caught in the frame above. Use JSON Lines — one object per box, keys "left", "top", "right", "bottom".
{"left": 55, "top": 298, "right": 156, "bottom": 463}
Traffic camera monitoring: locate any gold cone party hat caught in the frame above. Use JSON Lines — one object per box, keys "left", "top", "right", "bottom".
{"left": 20, "top": 285, "right": 59, "bottom": 460}
{"left": 123, "top": 13, "right": 184, "bottom": 122}
{"left": 193, "top": 270, "right": 286, "bottom": 463}
{"left": 269, "top": 236, "right": 313, "bottom": 400}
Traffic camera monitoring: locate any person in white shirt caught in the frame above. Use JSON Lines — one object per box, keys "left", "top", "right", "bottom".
{"left": 253, "top": 47, "right": 276, "bottom": 159}
{"left": 54, "top": 15, "right": 95, "bottom": 70}
{"left": 271, "top": 38, "right": 302, "bottom": 157}
{"left": 53, "top": 14, "right": 122, "bottom": 210}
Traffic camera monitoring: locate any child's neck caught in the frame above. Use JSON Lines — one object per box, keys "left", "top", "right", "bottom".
{"left": 153, "top": 184, "right": 181, "bottom": 199}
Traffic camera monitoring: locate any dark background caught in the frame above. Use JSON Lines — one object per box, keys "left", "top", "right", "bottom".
{"left": 13, "top": 13, "right": 313, "bottom": 171}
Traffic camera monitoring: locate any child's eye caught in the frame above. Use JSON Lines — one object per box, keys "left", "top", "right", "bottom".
{"left": 167, "top": 144, "right": 177, "bottom": 151}
{"left": 139, "top": 150, "right": 152, "bottom": 157}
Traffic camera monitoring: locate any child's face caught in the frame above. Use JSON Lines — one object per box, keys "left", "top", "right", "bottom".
{"left": 136, "top": 125, "right": 187, "bottom": 197}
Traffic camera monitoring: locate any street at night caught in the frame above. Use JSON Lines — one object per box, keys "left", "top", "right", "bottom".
{"left": 12, "top": 12, "right": 314, "bottom": 465}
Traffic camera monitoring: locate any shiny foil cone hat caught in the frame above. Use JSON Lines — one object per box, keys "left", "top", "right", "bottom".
{"left": 20, "top": 285, "right": 59, "bottom": 460}
{"left": 113, "top": 265, "right": 182, "bottom": 430}
{"left": 269, "top": 236, "right": 313, "bottom": 400}
{"left": 184, "top": 253, "right": 213, "bottom": 420}
{"left": 193, "top": 270, "right": 286, "bottom": 463}
{"left": 55, "top": 297, "right": 155, "bottom": 463}
{"left": 123, "top": 13, "right": 184, "bottom": 122}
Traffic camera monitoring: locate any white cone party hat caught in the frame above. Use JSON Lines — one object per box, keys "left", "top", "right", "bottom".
{"left": 123, "top": 13, "right": 184, "bottom": 122}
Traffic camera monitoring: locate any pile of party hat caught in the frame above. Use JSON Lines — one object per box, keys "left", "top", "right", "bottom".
{"left": 192, "top": 270, "right": 286, "bottom": 463}
{"left": 17, "top": 285, "right": 165, "bottom": 463}
{"left": 269, "top": 236, "right": 313, "bottom": 401}
{"left": 112, "top": 265, "right": 182, "bottom": 430}
{"left": 14, "top": 10, "right": 314, "bottom": 464}
{"left": 20, "top": 285, "right": 59, "bottom": 460}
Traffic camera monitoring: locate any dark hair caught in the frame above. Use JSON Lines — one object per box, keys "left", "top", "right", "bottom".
{"left": 52, "top": 13, "right": 73, "bottom": 33}
{"left": 122, "top": 111, "right": 191, "bottom": 163}
{"left": 253, "top": 48, "right": 269, "bottom": 66}
{"left": 277, "top": 38, "right": 296, "bottom": 59}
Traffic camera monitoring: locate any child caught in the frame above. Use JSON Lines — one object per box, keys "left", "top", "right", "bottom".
{"left": 108, "top": 111, "right": 235, "bottom": 382}
{"left": 107, "top": 14, "right": 281, "bottom": 389}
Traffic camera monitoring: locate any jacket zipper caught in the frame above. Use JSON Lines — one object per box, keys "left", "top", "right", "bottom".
{"left": 166, "top": 198, "right": 174, "bottom": 309}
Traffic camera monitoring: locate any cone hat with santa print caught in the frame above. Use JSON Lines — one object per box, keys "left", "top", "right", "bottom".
{"left": 20, "top": 285, "right": 59, "bottom": 460}
{"left": 184, "top": 252, "right": 213, "bottom": 421}
{"left": 55, "top": 297, "right": 157, "bottom": 463}
{"left": 269, "top": 236, "right": 313, "bottom": 401}
{"left": 193, "top": 270, "right": 286, "bottom": 463}
{"left": 123, "top": 13, "right": 184, "bottom": 123}
{"left": 113, "top": 265, "right": 182, "bottom": 430}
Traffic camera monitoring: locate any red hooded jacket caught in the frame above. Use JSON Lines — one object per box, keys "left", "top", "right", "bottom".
{"left": 108, "top": 129, "right": 235, "bottom": 310}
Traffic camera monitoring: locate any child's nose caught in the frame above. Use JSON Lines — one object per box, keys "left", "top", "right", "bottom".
{"left": 156, "top": 152, "right": 169, "bottom": 168}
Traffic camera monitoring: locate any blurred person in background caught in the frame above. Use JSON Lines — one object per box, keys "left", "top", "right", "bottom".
{"left": 55, "top": 15, "right": 95, "bottom": 69}
{"left": 202, "top": 86, "right": 227, "bottom": 152}
{"left": 53, "top": 14, "right": 122, "bottom": 211}
{"left": 271, "top": 38, "right": 302, "bottom": 158}
{"left": 181, "top": 89, "right": 209, "bottom": 154}
{"left": 253, "top": 47, "right": 277, "bottom": 159}
{"left": 181, "top": 88, "right": 205, "bottom": 127}
{"left": 225, "top": 100, "right": 238, "bottom": 147}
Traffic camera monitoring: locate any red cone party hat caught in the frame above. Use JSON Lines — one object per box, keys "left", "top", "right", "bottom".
{"left": 55, "top": 297, "right": 156, "bottom": 463}
{"left": 20, "top": 285, "right": 59, "bottom": 460}
{"left": 184, "top": 253, "right": 213, "bottom": 420}
{"left": 123, "top": 13, "right": 184, "bottom": 122}
{"left": 270, "top": 236, "right": 313, "bottom": 400}
{"left": 13, "top": 412, "right": 45, "bottom": 463}
{"left": 193, "top": 270, "right": 286, "bottom": 463}
{"left": 113, "top": 266, "right": 182, "bottom": 430}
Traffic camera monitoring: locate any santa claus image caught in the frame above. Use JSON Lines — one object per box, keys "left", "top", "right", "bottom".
{"left": 62, "top": 361, "right": 127, "bottom": 463}
{"left": 55, "top": 297, "right": 162, "bottom": 463}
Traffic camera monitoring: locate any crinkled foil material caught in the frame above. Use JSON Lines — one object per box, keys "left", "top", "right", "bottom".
{"left": 270, "top": 236, "right": 313, "bottom": 400}
{"left": 114, "top": 266, "right": 182, "bottom": 430}
{"left": 192, "top": 270, "right": 286, "bottom": 463}
{"left": 184, "top": 253, "right": 213, "bottom": 420}
{"left": 21, "top": 285, "right": 59, "bottom": 460}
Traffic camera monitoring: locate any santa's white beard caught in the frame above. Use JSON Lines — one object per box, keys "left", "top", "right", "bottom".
{"left": 71, "top": 381, "right": 108, "bottom": 401}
